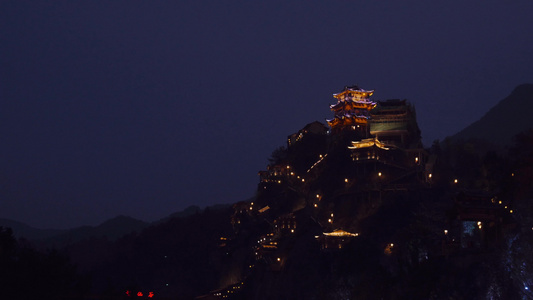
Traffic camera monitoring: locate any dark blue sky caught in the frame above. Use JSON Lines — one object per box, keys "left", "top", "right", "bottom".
{"left": 1, "top": 1, "right": 532, "bottom": 228}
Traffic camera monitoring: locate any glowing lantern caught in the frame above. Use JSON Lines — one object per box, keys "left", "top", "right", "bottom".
{"left": 148, "top": 292, "right": 154, "bottom": 298}
{"left": 137, "top": 291, "right": 143, "bottom": 297}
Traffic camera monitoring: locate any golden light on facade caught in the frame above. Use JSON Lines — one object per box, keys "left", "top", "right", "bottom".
{"left": 323, "top": 230, "right": 359, "bottom": 237}
{"left": 510, "top": 209, "right": 513, "bottom": 214}
{"left": 291, "top": 229, "right": 294, "bottom": 233}
{"left": 330, "top": 213, "right": 334, "bottom": 217}
{"left": 277, "top": 257, "right": 281, "bottom": 262}
{"left": 314, "top": 203, "right": 318, "bottom": 208}
{"left": 415, "top": 157, "right": 419, "bottom": 162}
{"left": 344, "top": 178, "right": 348, "bottom": 183}
{"left": 454, "top": 179, "right": 458, "bottom": 184}
{"left": 316, "top": 194, "right": 320, "bottom": 198}
{"left": 301, "top": 178, "right": 305, "bottom": 182}
{"left": 378, "top": 172, "right": 382, "bottom": 177}
{"left": 444, "top": 230, "right": 448, "bottom": 235}
{"left": 428, "top": 173, "right": 432, "bottom": 179}
{"left": 328, "top": 219, "right": 332, "bottom": 223}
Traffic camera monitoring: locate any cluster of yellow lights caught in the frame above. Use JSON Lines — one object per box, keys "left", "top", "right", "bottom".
{"left": 477, "top": 221, "right": 482, "bottom": 230}
{"left": 307, "top": 153, "right": 327, "bottom": 173}
{"left": 323, "top": 230, "right": 359, "bottom": 237}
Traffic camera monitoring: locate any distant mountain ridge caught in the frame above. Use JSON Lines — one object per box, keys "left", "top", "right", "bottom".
{"left": 0, "top": 218, "right": 65, "bottom": 240}
{"left": 452, "top": 83, "right": 533, "bottom": 145}
{"left": 0, "top": 204, "right": 232, "bottom": 245}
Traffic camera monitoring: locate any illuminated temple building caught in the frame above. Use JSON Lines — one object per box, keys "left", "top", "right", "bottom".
{"left": 370, "top": 99, "right": 422, "bottom": 149}
{"left": 327, "top": 85, "right": 376, "bottom": 136}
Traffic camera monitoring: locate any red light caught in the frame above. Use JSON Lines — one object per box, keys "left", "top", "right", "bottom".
{"left": 126, "top": 290, "right": 131, "bottom": 297}
{"left": 137, "top": 291, "right": 143, "bottom": 297}
{"left": 148, "top": 292, "right": 154, "bottom": 298}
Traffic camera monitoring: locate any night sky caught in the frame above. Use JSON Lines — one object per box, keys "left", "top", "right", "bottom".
{"left": 1, "top": 1, "right": 532, "bottom": 229}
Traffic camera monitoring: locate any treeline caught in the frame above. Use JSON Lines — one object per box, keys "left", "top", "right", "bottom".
{"left": 0, "top": 226, "right": 90, "bottom": 299}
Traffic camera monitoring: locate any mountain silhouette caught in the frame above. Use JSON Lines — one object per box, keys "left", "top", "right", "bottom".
{"left": 452, "top": 83, "right": 533, "bottom": 145}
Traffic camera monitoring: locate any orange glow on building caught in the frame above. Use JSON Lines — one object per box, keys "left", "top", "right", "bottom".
{"left": 327, "top": 85, "right": 376, "bottom": 133}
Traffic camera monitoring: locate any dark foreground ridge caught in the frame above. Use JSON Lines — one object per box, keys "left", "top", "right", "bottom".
{"left": 2, "top": 84, "right": 533, "bottom": 299}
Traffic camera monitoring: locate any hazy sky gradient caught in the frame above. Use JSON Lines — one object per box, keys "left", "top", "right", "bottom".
{"left": 1, "top": 1, "right": 532, "bottom": 228}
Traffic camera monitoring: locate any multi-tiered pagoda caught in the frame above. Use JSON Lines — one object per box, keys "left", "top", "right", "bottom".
{"left": 327, "top": 85, "right": 376, "bottom": 136}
